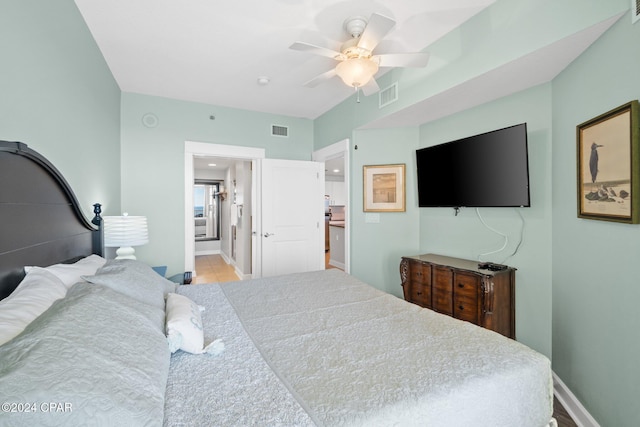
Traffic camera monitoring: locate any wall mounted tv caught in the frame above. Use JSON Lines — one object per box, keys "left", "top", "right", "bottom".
{"left": 416, "top": 123, "right": 530, "bottom": 208}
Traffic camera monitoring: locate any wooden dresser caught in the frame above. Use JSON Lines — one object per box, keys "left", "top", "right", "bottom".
{"left": 400, "top": 254, "right": 516, "bottom": 339}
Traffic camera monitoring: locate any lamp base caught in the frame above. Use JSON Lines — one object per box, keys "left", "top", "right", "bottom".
{"left": 115, "top": 246, "right": 137, "bottom": 260}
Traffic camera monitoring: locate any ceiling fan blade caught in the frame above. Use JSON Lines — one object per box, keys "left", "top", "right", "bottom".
{"left": 357, "top": 13, "right": 396, "bottom": 52}
{"left": 303, "top": 68, "right": 337, "bottom": 88}
{"left": 289, "top": 41, "right": 343, "bottom": 60}
{"left": 361, "top": 77, "right": 380, "bottom": 96}
{"left": 373, "top": 52, "right": 430, "bottom": 68}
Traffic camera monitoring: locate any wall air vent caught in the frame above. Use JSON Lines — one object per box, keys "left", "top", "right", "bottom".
{"left": 379, "top": 82, "right": 398, "bottom": 109}
{"left": 271, "top": 124, "right": 289, "bottom": 137}
{"left": 633, "top": 0, "right": 640, "bottom": 24}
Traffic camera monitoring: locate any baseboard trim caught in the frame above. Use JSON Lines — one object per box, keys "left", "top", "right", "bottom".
{"left": 220, "top": 252, "right": 231, "bottom": 265}
{"left": 329, "top": 259, "right": 345, "bottom": 270}
{"left": 194, "top": 249, "right": 221, "bottom": 256}
{"left": 553, "top": 371, "right": 600, "bottom": 427}
{"left": 234, "top": 266, "right": 250, "bottom": 280}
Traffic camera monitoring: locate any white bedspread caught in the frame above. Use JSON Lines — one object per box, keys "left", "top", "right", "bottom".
{"left": 164, "top": 284, "right": 314, "bottom": 426}
{"left": 168, "top": 269, "right": 553, "bottom": 427}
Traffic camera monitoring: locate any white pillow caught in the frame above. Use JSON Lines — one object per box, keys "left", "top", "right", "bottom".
{"left": 0, "top": 268, "right": 67, "bottom": 346}
{"left": 25, "top": 254, "right": 106, "bottom": 288}
{"left": 165, "top": 293, "right": 224, "bottom": 355}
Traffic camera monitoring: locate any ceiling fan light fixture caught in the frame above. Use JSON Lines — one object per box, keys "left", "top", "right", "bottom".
{"left": 335, "top": 58, "right": 379, "bottom": 88}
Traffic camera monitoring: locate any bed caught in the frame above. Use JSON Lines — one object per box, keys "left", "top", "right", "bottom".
{"left": 0, "top": 141, "right": 555, "bottom": 426}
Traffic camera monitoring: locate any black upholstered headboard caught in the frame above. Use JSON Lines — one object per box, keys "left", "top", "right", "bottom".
{"left": 0, "top": 141, "right": 103, "bottom": 300}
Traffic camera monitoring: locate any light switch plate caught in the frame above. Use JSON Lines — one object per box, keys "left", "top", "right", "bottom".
{"left": 365, "top": 213, "right": 380, "bottom": 223}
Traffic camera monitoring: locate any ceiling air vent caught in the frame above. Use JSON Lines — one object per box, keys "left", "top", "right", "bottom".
{"left": 379, "top": 82, "right": 398, "bottom": 109}
{"left": 271, "top": 124, "right": 289, "bottom": 137}
{"left": 634, "top": 0, "right": 640, "bottom": 24}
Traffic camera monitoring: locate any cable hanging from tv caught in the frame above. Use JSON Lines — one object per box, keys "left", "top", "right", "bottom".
{"left": 475, "top": 208, "right": 525, "bottom": 263}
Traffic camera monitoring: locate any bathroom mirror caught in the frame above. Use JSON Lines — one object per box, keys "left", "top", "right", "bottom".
{"left": 194, "top": 180, "right": 222, "bottom": 241}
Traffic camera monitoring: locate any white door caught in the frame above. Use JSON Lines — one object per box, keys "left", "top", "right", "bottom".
{"left": 254, "top": 158, "right": 325, "bottom": 277}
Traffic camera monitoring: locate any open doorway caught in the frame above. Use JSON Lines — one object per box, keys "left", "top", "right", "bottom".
{"left": 192, "top": 157, "right": 252, "bottom": 281}
{"left": 192, "top": 157, "right": 251, "bottom": 284}
{"left": 185, "top": 142, "right": 265, "bottom": 281}
{"left": 313, "top": 139, "right": 350, "bottom": 274}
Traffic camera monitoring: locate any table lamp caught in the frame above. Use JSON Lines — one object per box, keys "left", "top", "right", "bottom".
{"left": 103, "top": 213, "right": 149, "bottom": 260}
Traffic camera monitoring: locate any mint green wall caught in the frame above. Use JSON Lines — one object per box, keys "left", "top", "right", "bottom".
{"left": 313, "top": 76, "right": 395, "bottom": 148}
{"left": 314, "top": 92, "right": 361, "bottom": 149}
{"left": 0, "top": 0, "right": 121, "bottom": 218}
{"left": 551, "top": 14, "right": 640, "bottom": 427}
{"left": 120, "top": 93, "right": 314, "bottom": 275}
{"left": 349, "top": 127, "right": 421, "bottom": 296}
{"left": 417, "top": 85, "right": 553, "bottom": 356}
{"left": 392, "top": 0, "right": 628, "bottom": 120}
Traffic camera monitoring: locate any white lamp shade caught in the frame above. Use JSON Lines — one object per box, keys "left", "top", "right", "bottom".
{"left": 335, "top": 58, "right": 379, "bottom": 88}
{"left": 103, "top": 215, "right": 149, "bottom": 248}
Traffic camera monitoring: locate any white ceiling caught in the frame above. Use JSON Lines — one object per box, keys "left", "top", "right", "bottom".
{"left": 74, "top": 0, "right": 495, "bottom": 120}
{"left": 193, "top": 156, "right": 234, "bottom": 172}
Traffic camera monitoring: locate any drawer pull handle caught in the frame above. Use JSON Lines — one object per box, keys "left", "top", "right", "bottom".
{"left": 457, "top": 283, "right": 464, "bottom": 288}
{"left": 458, "top": 305, "right": 464, "bottom": 310}
{"left": 416, "top": 292, "right": 422, "bottom": 296}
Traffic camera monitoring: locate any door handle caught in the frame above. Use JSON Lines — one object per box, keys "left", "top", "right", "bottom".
{"left": 263, "top": 232, "right": 275, "bottom": 238}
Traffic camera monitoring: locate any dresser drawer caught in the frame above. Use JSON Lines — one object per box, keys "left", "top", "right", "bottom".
{"left": 432, "top": 265, "right": 453, "bottom": 315}
{"left": 410, "top": 262, "right": 430, "bottom": 285}
{"left": 409, "top": 282, "right": 431, "bottom": 308}
{"left": 408, "top": 261, "right": 431, "bottom": 307}
{"left": 453, "top": 272, "right": 480, "bottom": 323}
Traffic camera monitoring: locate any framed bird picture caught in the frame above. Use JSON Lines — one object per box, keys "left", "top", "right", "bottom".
{"left": 577, "top": 100, "right": 640, "bottom": 223}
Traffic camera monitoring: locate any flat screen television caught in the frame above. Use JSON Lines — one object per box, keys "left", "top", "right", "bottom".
{"left": 416, "top": 123, "right": 530, "bottom": 208}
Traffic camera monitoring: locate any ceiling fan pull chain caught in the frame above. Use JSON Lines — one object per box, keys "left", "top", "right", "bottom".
{"left": 355, "top": 86, "right": 361, "bottom": 103}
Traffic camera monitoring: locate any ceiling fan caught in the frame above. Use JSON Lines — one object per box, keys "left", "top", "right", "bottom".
{"left": 290, "top": 13, "right": 430, "bottom": 96}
